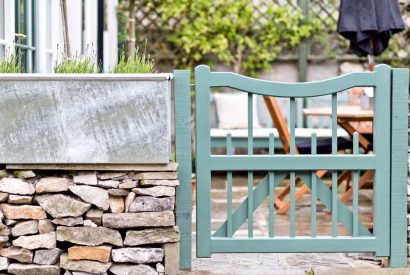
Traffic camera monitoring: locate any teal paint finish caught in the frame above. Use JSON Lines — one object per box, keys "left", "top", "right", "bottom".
{"left": 353, "top": 133, "right": 359, "bottom": 237}
{"left": 389, "top": 68, "right": 409, "bottom": 267}
{"left": 268, "top": 133, "right": 275, "bottom": 238}
{"left": 174, "top": 70, "right": 192, "bottom": 269}
{"left": 195, "top": 65, "right": 212, "bottom": 258}
{"left": 311, "top": 133, "right": 317, "bottom": 238}
{"left": 226, "top": 133, "right": 233, "bottom": 237}
{"left": 211, "top": 237, "right": 377, "bottom": 253}
{"left": 193, "top": 64, "right": 407, "bottom": 267}
{"left": 209, "top": 155, "right": 377, "bottom": 171}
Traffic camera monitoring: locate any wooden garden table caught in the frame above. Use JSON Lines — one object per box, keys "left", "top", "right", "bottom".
{"left": 303, "top": 105, "right": 374, "bottom": 203}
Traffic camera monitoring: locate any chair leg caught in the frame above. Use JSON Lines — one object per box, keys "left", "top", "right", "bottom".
{"left": 340, "top": 170, "right": 373, "bottom": 203}
{"left": 276, "top": 184, "right": 310, "bottom": 214}
{"left": 276, "top": 170, "right": 352, "bottom": 214}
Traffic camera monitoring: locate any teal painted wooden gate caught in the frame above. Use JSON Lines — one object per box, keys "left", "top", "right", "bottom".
{"left": 173, "top": 64, "right": 409, "bottom": 269}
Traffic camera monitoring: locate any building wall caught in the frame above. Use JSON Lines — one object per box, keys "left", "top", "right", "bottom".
{"left": 0, "top": 0, "right": 118, "bottom": 73}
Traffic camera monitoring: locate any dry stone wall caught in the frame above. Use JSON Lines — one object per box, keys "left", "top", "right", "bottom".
{"left": 0, "top": 166, "right": 180, "bottom": 274}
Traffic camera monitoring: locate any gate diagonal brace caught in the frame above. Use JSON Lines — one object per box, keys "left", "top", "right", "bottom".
{"left": 213, "top": 172, "right": 371, "bottom": 237}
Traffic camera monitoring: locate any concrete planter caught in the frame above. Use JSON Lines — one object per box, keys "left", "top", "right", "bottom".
{"left": 0, "top": 74, "right": 172, "bottom": 164}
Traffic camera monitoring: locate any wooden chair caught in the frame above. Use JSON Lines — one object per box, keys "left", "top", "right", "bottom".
{"left": 263, "top": 96, "right": 355, "bottom": 213}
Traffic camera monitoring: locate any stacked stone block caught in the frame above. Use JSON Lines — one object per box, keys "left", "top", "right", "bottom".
{"left": 0, "top": 166, "right": 179, "bottom": 274}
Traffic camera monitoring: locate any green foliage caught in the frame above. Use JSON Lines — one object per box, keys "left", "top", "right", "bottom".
{"left": 0, "top": 51, "right": 22, "bottom": 73}
{"left": 54, "top": 52, "right": 96, "bottom": 74}
{"left": 112, "top": 47, "right": 156, "bottom": 73}
{"left": 149, "top": 0, "right": 322, "bottom": 75}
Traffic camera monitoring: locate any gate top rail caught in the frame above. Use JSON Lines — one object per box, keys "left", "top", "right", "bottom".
{"left": 195, "top": 64, "right": 390, "bottom": 97}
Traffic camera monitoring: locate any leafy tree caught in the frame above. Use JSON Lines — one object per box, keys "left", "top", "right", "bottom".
{"left": 142, "top": 0, "right": 321, "bottom": 75}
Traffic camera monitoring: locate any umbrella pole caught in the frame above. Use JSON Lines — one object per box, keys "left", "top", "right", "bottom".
{"left": 368, "top": 54, "right": 375, "bottom": 71}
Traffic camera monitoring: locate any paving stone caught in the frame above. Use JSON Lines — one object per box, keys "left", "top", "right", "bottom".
{"left": 36, "top": 194, "right": 91, "bottom": 218}
{"left": 110, "top": 264, "right": 157, "bottom": 275}
{"left": 112, "top": 247, "right": 163, "bottom": 264}
{"left": 33, "top": 248, "right": 62, "bottom": 265}
{"left": 133, "top": 172, "right": 177, "bottom": 180}
{"left": 0, "top": 178, "right": 35, "bottom": 195}
{"left": 13, "top": 170, "right": 36, "bottom": 179}
{"left": 124, "top": 226, "right": 180, "bottom": 246}
{"left": 0, "top": 256, "right": 8, "bottom": 270}
{"left": 69, "top": 186, "right": 109, "bottom": 211}
{"left": 68, "top": 245, "right": 111, "bottom": 263}
{"left": 0, "top": 204, "right": 46, "bottom": 220}
{"left": 97, "top": 172, "right": 126, "bottom": 180}
{"left": 60, "top": 253, "right": 111, "bottom": 274}
{"left": 52, "top": 217, "right": 83, "bottom": 226}
{"left": 12, "top": 220, "right": 38, "bottom": 236}
{"left": 97, "top": 180, "right": 119, "bottom": 189}
{"left": 103, "top": 211, "right": 175, "bottom": 228}
{"left": 108, "top": 189, "right": 129, "bottom": 197}
{"left": 8, "top": 263, "right": 59, "bottom": 275}
{"left": 12, "top": 232, "right": 56, "bottom": 250}
{"left": 35, "top": 177, "right": 70, "bottom": 193}
{"left": 56, "top": 226, "right": 123, "bottom": 246}
{"left": 7, "top": 195, "right": 32, "bottom": 204}
{"left": 0, "top": 193, "right": 8, "bottom": 202}
{"left": 38, "top": 220, "right": 55, "bottom": 234}
{"left": 124, "top": 192, "right": 135, "bottom": 212}
{"left": 0, "top": 246, "right": 33, "bottom": 263}
{"left": 73, "top": 173, "right": 97, "bottom": 186}
{"left": 109, "top": 196, "right": 124, "bottom": 213}
{"left": 129, "top": 196, "right": 174, "bottom": 212}
{"left": 133, "top": 186, "right": 175, "bottom": 197}
{"left": 85, "top": 209, "right": 103, "bottom": 226}
{"left": 139, "top": 179, "right": 179, "bottom": 187}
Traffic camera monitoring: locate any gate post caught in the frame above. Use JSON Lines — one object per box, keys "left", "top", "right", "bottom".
{"left": 174, "top": 70, "right": 192, "bottom": 270}
{"left": 390, "top": 68, "right": 409, "bottom": 267}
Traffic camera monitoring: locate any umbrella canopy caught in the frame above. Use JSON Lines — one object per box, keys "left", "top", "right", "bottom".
{"left": 337, "top": 0, "right": 405, "bottom": 57}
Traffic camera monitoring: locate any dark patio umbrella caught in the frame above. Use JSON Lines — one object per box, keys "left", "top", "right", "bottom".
{"left": 337, "top": 0, "right": 405, "bottom": 70}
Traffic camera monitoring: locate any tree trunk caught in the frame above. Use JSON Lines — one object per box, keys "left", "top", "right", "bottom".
{"left": 60, "top": 0, "right": 71, "bottom": 58}
{"left": 127, "top": 0, "right": 136, "bottom": 58}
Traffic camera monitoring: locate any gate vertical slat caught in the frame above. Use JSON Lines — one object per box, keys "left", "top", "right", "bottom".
{"left": 174, "top": 70, "right": 192, "bottom": 269}
{"left": 227, "top": 133, "right": 233, "bottom": 238}
{"left": 311, "top": 133, "right": 317, "bottom": 237}
{"left": 389, "top": 68, "right": 409, "bottom": 267}
{"left": 353, "top": 133, "right": 359, "bottom": 237}
{"left": 289, "top": 98, "right": 296, "bottom": 237}
{"left": 268, "top": 133, "right": 275, "bottom": 238}
{"left": 247, "top": 93, "right": 254, "bottom": 238}
{"left": 331, "top": 94, "right": 338, "bottom": 237}
{"left": 373, "top": 65, "right": 392, "bottom": 256}
{"left": 290, "top": 172, "right": 296, "bottom": 237}
{"left": 195, "top": 65, "right": 212, "bottom": 257}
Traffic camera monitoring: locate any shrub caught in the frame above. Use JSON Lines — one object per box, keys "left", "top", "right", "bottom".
{"left": 112, "top": 47, "right": 155, "bottom": 73}
{"left": 0, "top": 51, "right": 22, "bottom": 73}
{"left": 54, "top": 49, "right": 96, "bottom": 73}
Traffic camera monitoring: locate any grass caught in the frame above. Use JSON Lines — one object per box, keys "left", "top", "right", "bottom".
{"left": 112, "top": 47, "right": 155, "bottom": 73}
{"left": 0, "top": 52, "right": 22, "bottom": 73}
{"left": 54, "top": 53, "right": 96, "bottom": 74}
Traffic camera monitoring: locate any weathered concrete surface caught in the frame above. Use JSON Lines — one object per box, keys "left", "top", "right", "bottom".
{"left": 0, "top": 76, "right": 171, "bottom": 163}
